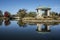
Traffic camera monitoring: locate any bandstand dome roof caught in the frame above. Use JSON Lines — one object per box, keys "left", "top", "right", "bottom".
{"left": 36, "top": 6, "right": 51, "bottom": 10}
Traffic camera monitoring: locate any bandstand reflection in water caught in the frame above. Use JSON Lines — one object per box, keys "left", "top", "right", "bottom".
{"left": 36, "top": 22, "right": 60, "bottom": 33}
{"left": 36, "top": 23, "right": 51, "bottom": 33}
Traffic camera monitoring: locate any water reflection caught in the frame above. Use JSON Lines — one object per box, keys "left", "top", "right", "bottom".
{"left": 4, "top": 19, "right": 11, "bottom": 26}
{"left": 17, "top": 20, "right": 27, "bottom": 27}
{"left": 36, "top": 22, "right": 60, "bottom": 33}
{"left": 36, "top": 23, "right": 51, "bottom": 33}
{"left": 1, "top": 18, "right": 60, "bottom": 32}
{"left": 0, "top": 19, "right": 60, "bottom": 40}
{"left": 0, "top": 19, "right": 3, "bottom": 26}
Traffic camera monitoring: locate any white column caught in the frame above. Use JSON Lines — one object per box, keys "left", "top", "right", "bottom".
{"left": 37, "top": 24, "right": 42, "bottom": 31}
{"left": 39, "top": 10, "right": 42, "bottom": 17}
{"left": 36, "top": 10, "right": 42, "bottom": 18}
{"left": 47, "top": 10, "right": 50, "bottom": 16}
{"left": 47, "top": 26, "right": 50, "bottom": 30}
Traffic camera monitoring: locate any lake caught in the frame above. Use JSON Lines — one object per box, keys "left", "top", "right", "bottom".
{"left": 0, "top": 19, "right": 60, "bottom": 40}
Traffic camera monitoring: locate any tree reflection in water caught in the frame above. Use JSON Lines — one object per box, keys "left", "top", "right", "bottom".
{"left": 17, "top": 20, "right": 27, "bottom": 27}
{"left": 4, "top": 19, "right": 11, "bottom": 26}
{"left": 0, "top": 19, "right": 3, "bottom": 26}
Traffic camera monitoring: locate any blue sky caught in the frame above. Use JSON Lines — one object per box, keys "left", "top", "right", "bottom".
{"left": 0, "top": 0, "right": 60, "bottom": 14}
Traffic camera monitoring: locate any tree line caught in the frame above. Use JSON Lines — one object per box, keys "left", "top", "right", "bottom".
{"left": 0, "top": 9, "right": 60, "bottom": 18}
{"left": 0, "top": 9, "right": 36, "bottom": 18}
